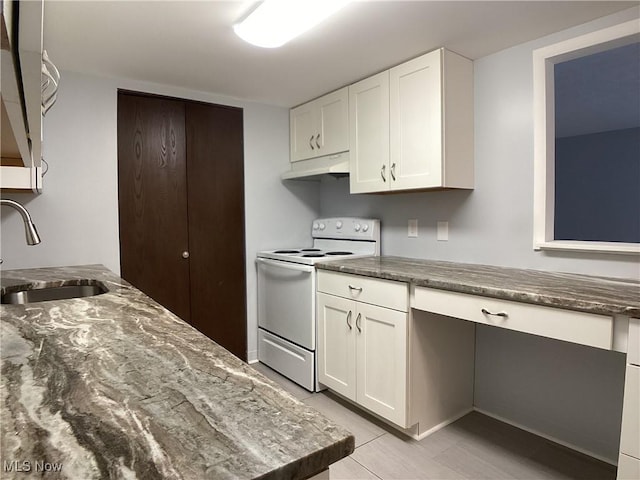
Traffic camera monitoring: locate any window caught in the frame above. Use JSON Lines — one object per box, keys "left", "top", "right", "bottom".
{"left": 533, "top": 20, "right": 640, "bottom": 254}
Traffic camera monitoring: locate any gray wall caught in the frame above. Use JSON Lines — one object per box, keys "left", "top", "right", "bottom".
{"left": 319, "top": 7, "right": 639, "bottom": 463}
{"left": 0, "top": 70, "right": 321, "bottom": 362}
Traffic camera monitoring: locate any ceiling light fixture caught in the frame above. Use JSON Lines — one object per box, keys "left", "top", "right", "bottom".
{"left": 234, "top": 0, "right": 351, "bottom": 49}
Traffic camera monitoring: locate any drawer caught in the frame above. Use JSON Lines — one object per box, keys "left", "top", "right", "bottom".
{"left": 413, "top": 287, "right": 613, "bottom": 350}
{"left": 317, "top": 270, "right": 408, "bottom": 312}
{"left": 617, "top": 453, "right": 640, "bottom": 480}
{"left": 629, "top": 318, "right": 639, "bottom": 366}
{"left": 620, "top": 364, "right": 640, "bottom": 459}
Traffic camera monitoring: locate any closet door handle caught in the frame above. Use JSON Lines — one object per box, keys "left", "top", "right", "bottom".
{"left": 381, "top": 164, "right": 386, "bottom": 182}
{"left": 315, "top": 133, "right": 321, "bottom": 149}
{"left": 355, "top": 313, "right": 362, "bottom": 333}
{"left": 391, "top": 163, "right": 396, "bottom": 181}
{"left": 309, "top": 135, "right": 315, "bottom": 150}
{"left": 346, "top": 310, "right": 353, "bottom": 330}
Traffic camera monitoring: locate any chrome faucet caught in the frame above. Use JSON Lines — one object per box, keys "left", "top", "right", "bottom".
{"left": 1, "top": 199, "right": 41, "bottom": 245}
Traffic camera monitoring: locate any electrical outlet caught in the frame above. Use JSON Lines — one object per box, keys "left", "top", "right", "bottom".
{"left": 408, "top": 219, "right": 418, "bottom": 237}
{"left": 437, "top": 221, "right": 449, "bottom": 241}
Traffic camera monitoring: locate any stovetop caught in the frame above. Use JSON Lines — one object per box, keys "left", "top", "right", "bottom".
{"left": 257, "top": 217, "right": 381, "bottom": 266}
{"left": 257, "top": 248, "right": 371, "bottom": 266}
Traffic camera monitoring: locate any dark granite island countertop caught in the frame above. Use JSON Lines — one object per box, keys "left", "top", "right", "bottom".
{"left": 316, "top": 256, "right": 640, "bottom": 317}
{"left": 1, "top": 265, "right": 354, "bottom": 480}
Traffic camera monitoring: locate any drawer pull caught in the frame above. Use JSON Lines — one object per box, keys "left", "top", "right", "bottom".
{"left": 481, "top": 308, "right": 508, "bottom": 318}
{"left": 356, "top": 313, "right": 362, "bottom": 333}
{"left": 346, "top": 310, "right": 353, "bottom": 330}
{"left": 348, "top": 285, "right": 363, "bottom": 292}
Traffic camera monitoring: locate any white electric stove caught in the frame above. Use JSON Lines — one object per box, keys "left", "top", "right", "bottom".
{"left": 256, "top": 218, "right": 380, "bottom": 391}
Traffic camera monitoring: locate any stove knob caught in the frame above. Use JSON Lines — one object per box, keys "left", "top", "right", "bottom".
{"left": 319, "top": 223, "right": 326, "bottom": 230}
{"left": 313, "top": 222, "right": 319, "bottom": 230}
{"left": 336, "top": 221, "right": 343, "bottom": 229}
{"left": 354, "top": 223, "right": 361, "bottom": 232}
{"left": 362, "top": 224, "right": 369, "bottom": 232}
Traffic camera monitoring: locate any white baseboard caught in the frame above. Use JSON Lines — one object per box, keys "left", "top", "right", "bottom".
{"left": 247, "top": 349, "right": 258, "bottom": 363}
{"left": 411, "top": 408, "right": 474, "bottom": 441}
{"left": 473, "top": 407, "right": 617, "bottom": 466}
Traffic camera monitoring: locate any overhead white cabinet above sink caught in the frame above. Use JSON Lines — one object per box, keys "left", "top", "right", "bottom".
{"left": 1, "top": 0, "right": 57, "bottom": 193}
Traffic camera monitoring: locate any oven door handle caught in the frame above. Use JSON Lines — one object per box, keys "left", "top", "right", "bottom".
{"left": 256, "top": 257, "right": 316, "bottom": 273}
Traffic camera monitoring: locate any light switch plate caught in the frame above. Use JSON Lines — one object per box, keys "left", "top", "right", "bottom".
{"left": 408, "top": 219, "right": 418, "bottom": 237}
{"left": 437, "top": 221, "right": 449, "bottom": 241}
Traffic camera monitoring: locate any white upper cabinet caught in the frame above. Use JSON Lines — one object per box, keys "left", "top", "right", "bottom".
{"left": 290, "top": 87, "right": 349, "bottom": 162}
{"left": 350, "top": 48, "right": 474, "bottom": 194}
{"left": 389, "top": 51, "right": 443, "bottom": 190}
{"left": 1, "top": 0, "right": 55, "bottom": 193}
{"left": 348, "top": 71, "right": 390, "bottom": 193}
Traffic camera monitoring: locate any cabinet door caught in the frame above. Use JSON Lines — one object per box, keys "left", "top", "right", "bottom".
{"left": 620, "top": 364, "right": 640, "bottom": 459}
{"left": 618, "top": 453, "right": 640, "bottom": 480}
{"left": 390, "top": 49, "right": 443, "bottom": 190}
{"left": 290, "top": 102, "right": 316, "bottom": 162}
{"left": 317, "top": 293, "right": 356, "bottom": 400}
{"left": 349, "top": 71, "right": 390, "bottom": 194}
{"left": 19, "top": 0, "right": 44, "bottom": 174}
{"left": 316, "top": 87, "right": 349, "bottom": 156}
{"left": 356, "top": 302, "right": 408, "bottom": 427}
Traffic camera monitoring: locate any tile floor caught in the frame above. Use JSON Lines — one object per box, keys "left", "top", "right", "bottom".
{"left": 251, "top": 362, "right": 617, "bottom": 480}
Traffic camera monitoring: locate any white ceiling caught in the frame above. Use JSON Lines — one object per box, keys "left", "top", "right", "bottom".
{"left": 44, "top": 1, "right": 637, "bottom": 108}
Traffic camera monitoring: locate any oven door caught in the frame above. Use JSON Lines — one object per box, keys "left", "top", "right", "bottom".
{"left": 257, "top": 257, "right": 316, "bottom": 350}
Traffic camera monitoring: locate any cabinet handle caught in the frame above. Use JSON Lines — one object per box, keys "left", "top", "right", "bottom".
{"left": 356, "top": 313, "right": 362, "bottom": 333}
{"left": 391, "top": 162, "right": 396, "bottom": 181}
{"left": 315, "top": 133, "right": 321, "bottom": 149}
{"left": 42, "top": 50, "right": 60, "bottom": 116}
{"left": 481, "top": 308, "right": 508, "bottom": 318}
{"left": 381, "top": 165, "right": 386, "bottom": 182}
{"left": 346, "top": 310, "right": 353, "bottom": 330}
{"left": 43, "top": 50, "right": 60, "bottom": 83}
{"left": 41, "top": 64, "right": 58, "bottom": 115}
{"left": 182, "top": 251, "right": 190, "bottom": 259}
{"left": 348, "top": 284, "right": 362, "bottom": 292}
{"left": 309, "top": 135, "right": 315, "bottom": 150}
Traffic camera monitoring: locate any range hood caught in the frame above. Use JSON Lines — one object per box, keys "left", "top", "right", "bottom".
{"left": 281, "top": 152, "right": 350, "bottom": 180}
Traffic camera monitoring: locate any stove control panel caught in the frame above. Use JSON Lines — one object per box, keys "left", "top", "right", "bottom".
{"left": 312, "top": 217, "right": 380, "bottom": 241}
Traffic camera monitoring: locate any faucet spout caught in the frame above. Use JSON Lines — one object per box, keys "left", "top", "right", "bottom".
{"left": 1, "top": 199, "right": 41, "bottom": 245}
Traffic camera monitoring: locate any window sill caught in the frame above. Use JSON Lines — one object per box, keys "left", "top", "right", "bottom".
{"left": 535, "top": 240, "right": 640, "bottom": 255}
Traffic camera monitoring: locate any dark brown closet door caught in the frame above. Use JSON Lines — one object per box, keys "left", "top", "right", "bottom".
{"left": 186, "top": 103, "right": 247, "bottom": 361}
{"left": 117, "top": 93, "right": 191, "bottom": 321}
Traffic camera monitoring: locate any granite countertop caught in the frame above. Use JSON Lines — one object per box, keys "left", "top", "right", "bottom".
{"left": 1, "top": 265, "right": 354, "bottom": 480}
{"left": 316, "top": 256, "right": 640, "bottom": 317}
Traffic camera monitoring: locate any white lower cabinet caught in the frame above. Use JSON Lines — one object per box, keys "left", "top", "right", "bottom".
{"left": 317, "top": 270, "right": 476, "bottom": 436}
{"left": 618, "top": 453, "right": 640, "bottom": 480}
{"left": 618, "top": 318, "right": 640, "bottom": 480}
{"left": 317, "top": 293, "right": 357, "bottom": 400}
{"left": 317, "top": 272, "right": 409, "bottom": 428}
{"left": 318, "top": 292, "right": 408, "bottom": 427}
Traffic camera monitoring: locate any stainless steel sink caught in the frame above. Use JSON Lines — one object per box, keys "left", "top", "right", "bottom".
{"left": 1, "top": 281, "right": 108, "bottom": 304}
